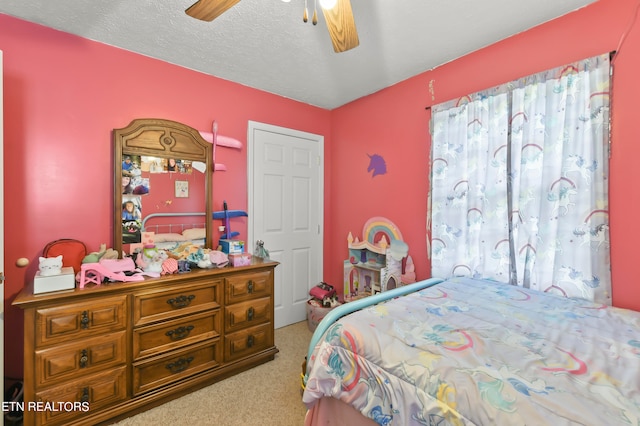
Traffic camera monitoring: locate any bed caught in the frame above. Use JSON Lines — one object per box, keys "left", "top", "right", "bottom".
{"left": 141, "top": 212, "right": 207, "bottom": 251}
{"left": 302, "top": 276, "right": 640, "bottom": 425}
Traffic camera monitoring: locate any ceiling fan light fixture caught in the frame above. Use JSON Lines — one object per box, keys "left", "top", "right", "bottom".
{"left": 319, "top": 0, "right": 338, "bottom": 10}
{"left": 185, "top": 0, "right": 358, "bottom": 53}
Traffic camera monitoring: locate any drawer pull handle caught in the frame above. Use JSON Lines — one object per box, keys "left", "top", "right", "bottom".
{"left": 167, "top": 294, "right": 196, "bottom": 309}
{"left": 247, "top": 335, "right": 255, "bottom": 348}
{"left": 165, "top": 325, "right": 195, "bottom": 341}
{"left": 80, "top": 387, "right": 90, "bottom": 403}
{"left": 79, "top": 349, "right": 89, "bottom": 368}
{"left": 166, "top": 356, "right": 194, "bottom": 374}
{"left": 247, "top": 307, "right": 255, "bottom": 321}
{"left": 247, "top": 280, "right": 254, "bottom": 294}
{"left": 80, "top": 311, "right": 90, "bottom": 329}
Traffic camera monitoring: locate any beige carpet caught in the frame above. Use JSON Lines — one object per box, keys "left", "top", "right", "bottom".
{"left": 114, "top": 320, "right": 314, "bottom": 426}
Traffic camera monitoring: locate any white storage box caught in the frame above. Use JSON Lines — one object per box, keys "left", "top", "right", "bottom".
{"left": 33, "top": 267, "right": 76, "bottom": 294}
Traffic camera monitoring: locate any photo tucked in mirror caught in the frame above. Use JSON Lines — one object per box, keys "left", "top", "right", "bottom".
{"left": 121, "top": 154, "right": 145, "bottom": 244}
{"left": 122, "top": 195, "right": 142, "bottom": 244}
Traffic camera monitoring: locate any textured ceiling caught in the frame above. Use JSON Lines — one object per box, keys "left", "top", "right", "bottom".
{"left": 0, "top": 0, "right": 596, "bottom": 109}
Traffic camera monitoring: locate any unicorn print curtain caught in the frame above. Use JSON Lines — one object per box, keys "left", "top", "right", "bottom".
{"left": 429, "top": 53, "right": 611, "bottom": 304}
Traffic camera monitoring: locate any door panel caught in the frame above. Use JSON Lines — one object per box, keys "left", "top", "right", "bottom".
{"left": 248, "top": 122, "right": 323, "bottom": 329}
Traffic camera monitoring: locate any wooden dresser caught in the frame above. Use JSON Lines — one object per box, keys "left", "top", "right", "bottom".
{"left": 12, "top": 260, "right": 278, "bottom": 425}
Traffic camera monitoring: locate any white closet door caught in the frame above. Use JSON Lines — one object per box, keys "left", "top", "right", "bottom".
{"left": 247, "top": 121, "right": 324, "bottom": 329}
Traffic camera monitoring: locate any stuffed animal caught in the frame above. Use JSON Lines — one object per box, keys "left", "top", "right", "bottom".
{"left": 197, "top": 257, "right": 213, "bottom": 269}
{"left": 177, "top": 260, "right": 191, "bottom": 273}
{"left": 102, "top": 247, "right": 119, "bottom": 260}
{"left": 83, "top": 244, "right": 120, "bottom": 263}
{"left": 187, "top": 248, "right": 213, "bottom": 268}
{"left": 83, "top": 244, "right": 104, "bottom": 264}
{"left": 141, "top": 247, "right": 168, "bottom": 274}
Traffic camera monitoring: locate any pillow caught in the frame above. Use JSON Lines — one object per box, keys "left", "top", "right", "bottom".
{"left": 153, "top": 233, "right": 187, "bottom": 243}
{"left": 182, "top": 228, "right": 206, "bottom": 240}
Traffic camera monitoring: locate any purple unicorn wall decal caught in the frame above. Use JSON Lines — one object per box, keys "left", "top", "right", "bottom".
{"left": 367, "top": 154, "right": 387, "bottom": 177}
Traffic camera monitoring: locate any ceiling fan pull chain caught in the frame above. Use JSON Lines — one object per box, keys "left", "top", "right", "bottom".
{"left": 312, "top": 0, "right": 318, "bottom": 25}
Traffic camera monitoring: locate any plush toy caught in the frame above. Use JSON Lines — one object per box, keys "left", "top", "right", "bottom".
{"left": 82, "top": 244, "right": 106, "bottom": 264}
{"left": 141, "top": 247, "right": 168, "bottom": 274}
{"left": 102, "top": 247, "right": 119, "bottom": 260}
{"left": 83, "top": 243, "right": 120, "bottom": 263}
{"left": 187, "top": 248, "right": 213, "bottom": 268}
{"left": 38, "top": 255, "right": 63, "bottom": 276}
{"left": 197, "top": 257, "right": 213, "bottom": 269}
{"left": 177, "top": 260, "right": 191, "bottom": 273}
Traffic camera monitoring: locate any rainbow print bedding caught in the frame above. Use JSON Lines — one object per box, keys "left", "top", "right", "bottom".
{"left": 302, "top": 277, "right": 640, "bottom": 425}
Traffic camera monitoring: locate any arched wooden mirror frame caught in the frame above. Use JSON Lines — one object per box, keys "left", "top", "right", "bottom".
{"left": 113, "top": 118, "right": 213, "bottom": 257}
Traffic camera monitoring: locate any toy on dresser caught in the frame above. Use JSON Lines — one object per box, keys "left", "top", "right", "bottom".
{"left": 139, "top": 246, "right": 168, "bottom": 274}
{"left": 38, "top": 255, "right": 63, "bottom": 276}
{"left": 78, "top": 257, "right": 147, "bottom": 288}
{"left": 34, "top": 255, "right": 76, "bottom": 294}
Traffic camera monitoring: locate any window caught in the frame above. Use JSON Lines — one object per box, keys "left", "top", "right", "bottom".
{"left": 429, "top": 54, "right": 611, "bottom": 304}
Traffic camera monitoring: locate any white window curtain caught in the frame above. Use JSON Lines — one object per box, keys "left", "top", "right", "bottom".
{"left": 429, "top": 54, "right": 611, "bottom": 304}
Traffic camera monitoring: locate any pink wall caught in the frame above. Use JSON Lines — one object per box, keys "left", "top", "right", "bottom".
{"left": 3, "top": 0, "right": 640, "bottom": 380}
{"left": 126, "top": 167, "right": 207, "bottom": 230}
{"left": 326, "top": 0, "right": 640, "bottom": 312}
{"left": 0, "top": 14, "right": 332, "bottom": 378}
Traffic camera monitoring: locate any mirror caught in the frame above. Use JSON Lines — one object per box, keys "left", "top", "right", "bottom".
{"left": 113, "top": 118, "right": 213, "bottom": 257}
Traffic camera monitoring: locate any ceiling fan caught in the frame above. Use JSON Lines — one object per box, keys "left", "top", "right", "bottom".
{"left": 185, "top": 0, "right": 359, "bottom": 53}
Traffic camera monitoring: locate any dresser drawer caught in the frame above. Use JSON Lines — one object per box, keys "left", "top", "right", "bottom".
{"left": 35, "top": 366, "right": 127, "bottom": 426}
{"left": 133, "top": 339, "right": 222, "bottom": 396}
{"left": 133, "top": 280, "right": 221, "bottom": 326}
{"left": 35, "top": 331, "right": 126, "bottom": 388}
{"left": 224, "top": 297, "right": 271, "bottom": 333}
{"left": 225, "top": 271, "right": 272, "bottom": 304}
{"left": 35, "top": 295, "right": 128, "bottom": 348}
{"left": 224, "top": 322, "right": 273, "bottom": 362}
{"left": 133, "top": 310, "right": 221, "bottom": 360}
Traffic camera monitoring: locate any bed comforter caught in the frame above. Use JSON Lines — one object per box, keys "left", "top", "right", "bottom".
{"left": 302, "top": 277, "right": 640, "bottom": 425}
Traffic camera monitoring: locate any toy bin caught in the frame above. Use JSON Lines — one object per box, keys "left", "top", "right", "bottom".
{"left": 306, "top": 299, "right": 339, "bottom": 332}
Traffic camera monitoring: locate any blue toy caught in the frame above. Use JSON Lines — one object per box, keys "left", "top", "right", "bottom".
{"left": 213, "top": 200, "right": 247, "bottom": 240}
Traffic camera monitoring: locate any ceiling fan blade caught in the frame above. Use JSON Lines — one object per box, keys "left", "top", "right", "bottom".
{"left": 322, "top": 0, "right": 359, "bottom": 53}
{"left": 185, "top": 0, "right": 241, "bottom": 22}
